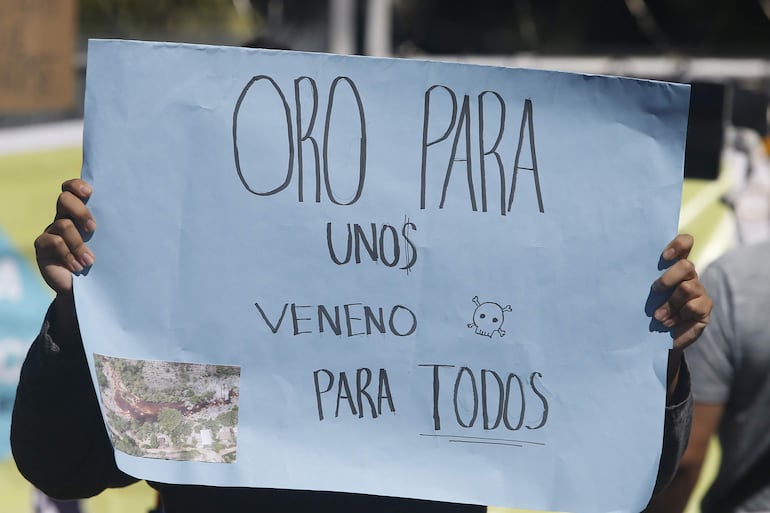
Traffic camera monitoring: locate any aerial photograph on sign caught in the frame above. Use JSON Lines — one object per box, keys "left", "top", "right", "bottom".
{"left": 94, "top": 354, "right": 240, "bottom": 463}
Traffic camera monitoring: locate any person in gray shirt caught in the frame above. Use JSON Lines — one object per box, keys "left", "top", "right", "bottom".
{"left": 644, "top": 240, "right": 770, "bottom": 513}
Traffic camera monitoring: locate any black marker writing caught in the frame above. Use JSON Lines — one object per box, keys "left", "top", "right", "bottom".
{"left": 314, "top": 367, "right": 395, "bottom": 420}
{"left": 255, "top": 301, "right": 417, "bottom": 337}
{"left": 326, "top": 218, "right": 418, "bottom": 271}
{"left": 233, "top": 75, "right": 367, "bottom": 205}
{"left": 528, "top": 371, "right": 549, "bottom": 429}
{"left": 400, "top": 215, "right": 417, "bottom": 273}
{"left": 419, "top": 364, "right": 549, "bottom": 432}
{"left": 509, "top": 99, "right": 544, "bottom": 213}
{"left": 420, "top": 86, "right": 544, "bottom": 215}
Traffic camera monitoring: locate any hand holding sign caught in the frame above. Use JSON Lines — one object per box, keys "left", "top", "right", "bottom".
{"left": 35, "top": 179, "right": 96, "bottom": 294}
{"left": 59, "top": 40, "right": 696, "bottom": 512}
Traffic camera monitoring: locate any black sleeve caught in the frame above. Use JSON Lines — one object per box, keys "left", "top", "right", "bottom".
{"left": 11, "top": 303, "right": 138, "bottom": 500}
{"left": 651, "top": 356, "right": 693, "bottom": 497}
{"left": 11, "top": 305, "right": 692, "bottom": 503}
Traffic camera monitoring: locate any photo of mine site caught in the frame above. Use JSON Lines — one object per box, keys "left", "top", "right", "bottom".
{"left": 94, "top": 354, "right": 240, "bottom": 463}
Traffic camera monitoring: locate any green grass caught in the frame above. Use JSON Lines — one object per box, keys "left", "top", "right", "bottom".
{"left": 0, "top": 146, "right": 158, "bottom": 513}
{"left": 0, "top": 147, "right": 83, "bottom": 265}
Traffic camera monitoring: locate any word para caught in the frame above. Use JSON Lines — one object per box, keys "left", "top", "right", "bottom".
{"left": 313, "top": 367, "right": 395, "bottom": 420}
{"left": 255, "top": 301, "right": 417, "bottom": 337}
{"left": 420, "top": 364, "right": 549, "bottom": 431}
{"left": 420, "top": 86, "right": 544, "bottom": 215}
{"left": 233, "top": 75, "right": 366, "bottom": 205}
{"left": 326, "top": 219, "right": 417, "bottom": 271}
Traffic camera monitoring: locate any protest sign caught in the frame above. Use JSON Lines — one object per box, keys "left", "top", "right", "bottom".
{"left": 75, "top": 39, "right": 689, "bottom": 512}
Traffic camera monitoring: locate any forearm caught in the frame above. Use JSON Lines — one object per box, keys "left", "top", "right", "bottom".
{"left": 644, "top": 461, "right": 702, "bottom": 513}
{"left": 652, "top": 354, "right": 693, "bottom": 498}
{"left": 667, "top": 348, "right": 683, "bottom": 397}
{"left": 11, "top": 296, "right": 137, "bottom": 499}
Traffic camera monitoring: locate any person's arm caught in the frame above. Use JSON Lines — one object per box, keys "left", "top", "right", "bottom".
{"left": 646, "top": 402, "right": 723, "bottom": 512}
{"left": 645, "top": 252, "right": 733, "bottom": 512}
{"left": 11, "top": 179, "right": 137, "bottom": 499}
{"left": 650, "top": 354, "right": 692, "bottom": 498}
{"left": 12, "top": 296, "right": 138, "bottom": 499}
{"left": 647, "top": 234, "right": 713, "bottom": 497}
{"left": 652, "top": 234, "right": 712, "bottom": 396}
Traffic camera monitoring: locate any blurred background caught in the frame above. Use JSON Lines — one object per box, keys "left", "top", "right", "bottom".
{"left": 2, "top": 1, "right": 769, "bottom": 512}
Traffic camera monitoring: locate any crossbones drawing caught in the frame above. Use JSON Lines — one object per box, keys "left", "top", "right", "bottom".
{"left": 467, "top": 295, "right": 512, "bottom": 338}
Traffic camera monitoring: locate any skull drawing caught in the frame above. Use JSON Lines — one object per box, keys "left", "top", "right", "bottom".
{"left": 467, "top": 295, "right": 512, "bottom": 338}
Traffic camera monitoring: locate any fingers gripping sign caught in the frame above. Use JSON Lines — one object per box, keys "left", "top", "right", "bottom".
{"left": 34, "top": 179, "right": 97, "bottom": 296}
{"left": 651, "top": 234, "right": 712, "bottom": 354}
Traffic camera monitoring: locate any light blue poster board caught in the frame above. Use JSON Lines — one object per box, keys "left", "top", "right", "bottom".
{"left": 75, "top": 39, "right": 689, "bottom": 512}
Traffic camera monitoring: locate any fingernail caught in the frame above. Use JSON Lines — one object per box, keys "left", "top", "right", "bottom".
{"left": 85, "top": 219, "right": 96, "bottom": 232}
{"left": 80, "top": 184, "right": 92, "bottom": 195}
{"left": 663, "top": 247, "right": 676, "bottom": 260}
{"left": 72, "top": 260, "right": 84, "bottom": 272}
{"left": 81, "top": 253, "right": 94, "bottom": 267}
{"left": 654, "top": 307, "right": 669, "bottom": 321}
{"left": 663, "top": 318, "right": 675, "bottom": 328}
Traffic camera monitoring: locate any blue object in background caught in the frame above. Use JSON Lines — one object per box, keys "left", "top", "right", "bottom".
{"left": 0, "top": 229, "right": 51, "bottom": 459}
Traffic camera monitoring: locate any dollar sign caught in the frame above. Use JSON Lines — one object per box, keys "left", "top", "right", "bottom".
{"left": 400, "top": 215, "right": 418, "bottom": 274}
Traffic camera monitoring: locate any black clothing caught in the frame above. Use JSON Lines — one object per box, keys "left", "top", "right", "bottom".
{"left": 11, "top": 304, "right": 692, "bottom": 512}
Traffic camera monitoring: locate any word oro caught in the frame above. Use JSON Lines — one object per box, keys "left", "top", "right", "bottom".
{"left": 233, "top": 75, "right": 366, "bottom": 205}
